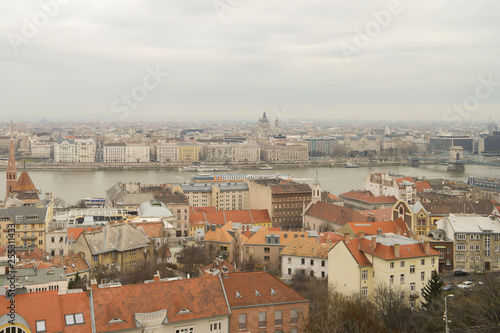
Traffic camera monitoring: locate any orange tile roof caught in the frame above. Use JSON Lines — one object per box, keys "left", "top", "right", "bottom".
{"left": 318, "top": 232, "right": 344, "bottom": 244}
{"left": 92, "top": 276, "right": 230, "bottom": 331}
{"left": 16, "top": 247, "right": 49, "bottom": 261}
{"left": 395, "top": 177, "right": 415, "bottom": 187}
{"left": 189, "top": 206, "right": 217, "bottom": 214}
{"left": 190, "top": 209, "right": 271, "bottom": 226}
{"left": 281, "top": 238, "right": 333, "bottom": 258}
{"left": 47, "top": 252, "right": 90, "bottom": 275}
{"left": 59, "top": 292, "right": 92, "bottom": 333}
{"left": 244, "top": 227, "right": 310, "bottom": 246}
{"left": 415, "top": 181, "right": 432, "bottom": 192}
{"left": 340, "top": 191, "right": 397, "bottom": 204}
{"left": 15, "top": 260, "right": 55, "bottom": 269}
{"left": 357, "top": 208, "right": 393, "bottom": 221}
{"left": 0, "top": 291, "right": 64, "bottom": 332}
{"left": 67, "top": 227, "right": 100, "bottom": 242}
{"left": 341, "top": 239, "right": 372, "bottom": 267}
{"left": 347, "top": 218, "right": 410, "bottom": 237}
{"left": 221, "top": 271, "right": 308, "bottom": 307}
{"left": 305, "top": 201, "right": 369, "bottom": 226}
{"left": 327, "top": 193, "right": 340, "bottom": 200}
{"left": 359, "top": 238, "right": 440, "bottom": 260}
{"left": 199, "top": 259, "right": 236, "bottom": 277}
{"left": 130, "top": 221, "right": 165, "bottom": 238}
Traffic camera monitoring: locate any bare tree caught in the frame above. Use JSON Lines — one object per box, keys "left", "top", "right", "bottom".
{"left": 371, "top": 284, "right": 413, "bottom": 332}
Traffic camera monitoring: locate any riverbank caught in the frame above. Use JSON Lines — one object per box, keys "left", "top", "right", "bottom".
{"left": 0, "top": 158, "right": 411, "bottom": 171}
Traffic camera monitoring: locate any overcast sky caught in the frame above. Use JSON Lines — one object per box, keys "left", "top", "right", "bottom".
{"left": 1, "top": 0, "right": 499, "bottom": 123}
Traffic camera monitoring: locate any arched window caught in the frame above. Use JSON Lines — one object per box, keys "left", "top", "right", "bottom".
{"left": 0, "top": 326, "right": 29, "bottom": 333}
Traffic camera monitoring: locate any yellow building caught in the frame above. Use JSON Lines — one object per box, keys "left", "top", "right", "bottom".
{"left": 0, "top": 201, "right": 53, "bottom": 251}
{"left": 177, "top": 143, "right": 199, "bottom": 162}
{"left": 328, "top": 233, "right": 440, "bottom": 308}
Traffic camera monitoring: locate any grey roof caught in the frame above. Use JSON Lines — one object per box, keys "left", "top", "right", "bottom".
{"left": 179, "top": 182, "right": 248, "bottom": 192}
{"left": 83, "top": 223, "right": 150, "bottom": 255}
{"left": 443, "top": 215, "right": 500, "bottom": 233}
{"left": 365, "top": 234, "right": 420, "bottom": 246}
{"left": 106, "top": 184, "right": 155, "bottom": 206}
{"left": 0, "top": 205, "right": 48, "bottom": 224}
{"left": 1, "top": 267, "right": 67, "bottom": 287}
{"left": 138, "top": 200, "right": 173, "bottom": 218}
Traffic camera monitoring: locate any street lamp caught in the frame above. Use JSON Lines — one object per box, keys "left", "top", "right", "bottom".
{"left": 444, "top": 294, "right": 454, "bottom": 333}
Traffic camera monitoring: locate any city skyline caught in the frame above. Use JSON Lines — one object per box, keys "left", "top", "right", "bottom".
{"left": 2, "top": 1, "right": 500, "bottom": 122}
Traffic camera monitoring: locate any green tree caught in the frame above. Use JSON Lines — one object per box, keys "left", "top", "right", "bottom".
{"left": 421, "top": 270, "right": 443, "bottom": 309}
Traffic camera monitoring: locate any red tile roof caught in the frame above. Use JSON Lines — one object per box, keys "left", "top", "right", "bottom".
{"left": 92, "top": 276, "right": 230, "bottom": 332}
{"left": 333, "top": 239, "right": 372, "bottom": 267}
{"left": 415, "top": 181, "right": 432, "bottom": 192}
{"left": 221, "top": 271, "right": 308, "bottom": 307}
{"left": 346, "top": 218, "right": 410, "bottom": 237}
{"left": 130, "top": 221, "right": 165, "bottom": 238}
{"left": 305, "top": 201, "right": 369, "bottom": 226}
{"left": 67, "top": 227, "right": 101, "bottom": 242}
{"left": 13, "top": 171, "right": 38, "bottom": 192}
{"left": 47, "top": 252, "right": 91, "bottom": 275}
{"left": 358, "top": 238, "right": 440, "bottom": 260}
{"left": 357, "top": 208, "right": 393, "bottom": 221}
{"left": 0, "top": 291, "right": 64, "bottom": 332}
{"left": 318, "top": 232, "right": 344, "bottom": 244}
{"left": 59, "top": 292, "right": 93, "bottom": 333}
{"left": 199, "top": 259, "right": 236, "bottom": 277}
{"left": 189, "top": 206, "right": 217, "bottom": 214}
{"left": 395, "top": 177, "right": 415, "bottom": 188}
{"left": 16, "top": 247, "right": 49, "bottom": 261}
{"left": 340, "top": 191, "right": 397, "bottom": 204}
{"left": 190, "top": 209, "right": 271, "bottom": 226}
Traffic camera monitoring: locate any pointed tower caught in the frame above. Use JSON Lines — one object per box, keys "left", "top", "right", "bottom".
{"left": 6, "top": 122, "right": 17, "bottom": 198}
{"left": 311, "top": 169, "right": 321, "bottom": 204}
{"left": 274, "top": 117, "right": 279, "bottom": 134}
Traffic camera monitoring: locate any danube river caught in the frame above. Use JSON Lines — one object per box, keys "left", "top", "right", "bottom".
{"left": 10, "top": 164, "right": 500, "bottom": 205}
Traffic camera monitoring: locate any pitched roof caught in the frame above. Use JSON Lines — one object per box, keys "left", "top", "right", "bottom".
{"left": 345, "top": 218, "right": 410, "bottom": 237}
{"left": 129, "top": 221, "right": 165, "bottom": 238}
{"left": 395, "top": 177, "right": 415, "bottom": 188}
{"left": 340, "top": 191, "right": 397, "bottom": 204}
{"left": 221, "top": 271, "right": 308, "bottom": 308}
{"left": 318, "top": 232, "right": 344, "bottom": 244}
{"left": 422, "top": 200, "right": 496, "bottom": 216}
{"left": 80, "top": 223, "right": 150, "bottom": 255}
{"left": 190, "top": 206, "right": 217, "bottom": 214}
{"left": 67, "top": 227, "right": 100, "bottom": 242}
{"left": 47, "top": 252, "right": 90, "bottom": 276}
{"left": 359, "top": 236, "right": 440, "bottom": 260}
{"left": 415, "top": 181, "right": 432, "bottom": 192}
{"left": 16, "top": 247, "right": 49, "bottom": 261}
{"left": 199, "top": 259, "right": 236, "bottom": 277}
{"left": 331, "top": 239, "right": 372, "bottom": 267}
{"left": 190, "top": 209, "right": 271, "bottom": 226}
{"left": 58, "top": 292, "right": 93, "bottom": 333}
{"left": 270, "top": 183, "right": 311, "bottom": 194}
{"left": 244, "top": 227, "right": 310, "bottom": 246}
{"left": 280, "top": 238, "right": 333, "bottom": 258}
{"left": 357, "top": 208, "right": 393, "bottom": 221}
{"left": 13, "top": 171, "right": 38, "bottom": 192}
{"left": 92, "top": 276, "right": 230, "bottom": 332}
{"left": 305, "top": 201, "right": 369, "bottom": 226}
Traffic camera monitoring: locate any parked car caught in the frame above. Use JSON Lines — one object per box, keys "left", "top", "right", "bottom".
{"left": 442, "top": 284, "right": 457, "bottom": 291}
{"left": 454, "top": 270, "right": 469, "bottom": 276}
{"left": 458, "top": 281, "right": 474, "bottom": 289}
{"left": 476, "top": 269, "right": 484, "bottom": 275}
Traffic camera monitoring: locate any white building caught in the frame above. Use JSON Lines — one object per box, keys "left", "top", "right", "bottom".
{"left": 281, "top": 238, "right": 332, "bottom": 280}
{"left": 126, "top": 143, "right": 150, "bottom": 163}
{"left": 30, "top": 141, "right": 53, "bottom": 159}
{"left": 54, "top": 138, "right": 96, "bottom": 163}
{"left": 365, "top": 173, "right": 417, "bottom": 203}
{"left": 154, "top": 143, "right": 178, "bottom": 162}
{"left": 103, "top": 143, "right": 150, "bottom": 163}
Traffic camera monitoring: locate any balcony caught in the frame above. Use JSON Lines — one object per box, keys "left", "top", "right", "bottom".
{"left": 409, "top": 292, "right": 419, "bottom": 299}
{"left": 21, "top": 235, "right": 37, "bottom": 241}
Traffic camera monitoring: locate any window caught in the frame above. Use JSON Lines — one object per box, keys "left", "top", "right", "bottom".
{"left": 470, "top": 245, "right": 475, "bottom": 251}
{"left": 36, "top": 320, "right": 47, "bottom": 332}
{"left": 275, "top": 310, "right": 282, "bottom": 326}
{"left": 390, "top": 262, "right": 394, "bottom": 269}
{"left": 288, "top": 257, "right": 292, "bottom": 264}
{"left": 470, "top": 234, "right": 475, "bottom": 240}
{"left": 421, "top": 271, "right": 425, "bottom": 281}
{"left": 288, "top": 268, "right": 292, "bottom": 275}
{"left": 431, "top": 258, "right": 435, "bottom": 265}
{"left": 361, "top": 286, "right": 368, "bottom": 296}
{"left": 264, "top": 256, "right": 270, "bottom": 262}
{"left": 390, "top": 275, "right": 394, "bottom": 285}
{"left": 93, "top": 255, "right": 98, "bottom": 262}
{"left": 264, "top": 247, "right": 270, "bottom": 253}
{"left": 310, "top": 259, "right": 314, "bottom": 266}
{"left": 176, "top": 327, "right": 194, "bottom": 333}
{"left": 421, "top": 259, "right": 425, "bottom": 265}
{"left": 259, "top": 312, "right": 266, "bottom": 328}
{"left": 476, "top": 245, "right": 480, "bottom": 251}
{"left": 361, "top": 269, "right": 368, "bottom": 280}
{"left": 457, "top": 245, "right": 466, "bottom": 251}
{"left": 456, "top": 234, "right": 466, "bottom": 240}
{"left": 495, "top": 245, "right": 500, "bottom": 252}
{"left": 456, "top": 254, "right": 466, "bottom": 262}
{"left": 410, "top": 265, "right": 415, "bottom": 274}
{"left": 65, "top": 313, "right": 85, "bottom": 325}
{"left": 400, "top": 274, "right": 405, "bottom": 284}
{"left": 400, "top": 261, "right": 405, "bottom": 268}
{"left": 321, "top": 260, "right": 325, "bottom": 267}
{"left": 301, "top": 258, "right": 305, "bottom": 265}
{"left": 239, "top": 313, "right": 247, "bottom": 330}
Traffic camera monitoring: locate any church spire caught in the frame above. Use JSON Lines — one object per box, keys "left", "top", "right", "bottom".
{"left": 6, "top": 121, "right": 17, "bottom": 198}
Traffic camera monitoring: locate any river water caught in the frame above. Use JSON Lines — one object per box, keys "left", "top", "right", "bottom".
{"left": 9, "top": 164, "right": 500, "bottom": 205}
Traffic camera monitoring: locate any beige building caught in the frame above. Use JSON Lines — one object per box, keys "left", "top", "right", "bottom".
{"left": 0, "top": 201, "right": 53, "bottom": 251}
{"left": 260, "top": 144, "right": 309, "bottom": 163}
{"left": 73, "top": 223, "right": 153, "bottom": 278}
{"left": 154, "top": 143, "right": 178, "bottom": 162}
{"left": 30, "top": 141, "right": 53, "bottom": 159}
{"left": 177, "top": 143, "right": 199, "bottom": 162}
{"left": 54, "top": 137, "right": 96, "bottom": 163}
{"left": 170, "top": 182, "right": 249, "bottom": 210}
{"left": 437, "top": 214, "right": 500, "bottom": 272}
{"left": 328, "top": 233, "right": 440, "bottom": 308}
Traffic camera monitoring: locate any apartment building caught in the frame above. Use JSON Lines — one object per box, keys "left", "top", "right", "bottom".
{"left": 437, "top": 214, "right": 500, "bottom": 272}
{"left": 328, "top": 233, "right": 440, "bottom": 308}
{"left": 281, "top": 237, "right": 333, "bottom": 280}
{"left": 170, "top": 182, "right": 249, "bottom": 211}
{"left": 30, "top": 141, "right": 53, "bottom": 159}
{"left": 103, "top": 143, "right": 150, "bottom": 163}
{"left": 54, "top": 137, "right": 96, "bottom": 163}
{"left": 365, "top": 173, "right": 418, "bottom": 204}
{"left": 260, "top": 144, "right": 309, "bottom": 163}
{"left": 340, "top": 190, "right": 397, "bottom": 210}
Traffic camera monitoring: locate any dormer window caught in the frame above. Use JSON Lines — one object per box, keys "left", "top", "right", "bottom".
{"left": 177, "top": 308, "right": 192, "bottom": 314}
{"left": 271, "top": 288, "right": 277, "bottom": 295}
{"left": 108, "top": 318, "right": 124, "bottom": 324}
{"left": 255, "top": 290, "right": 261, "bottom": 296}
{"left": 236, "top": 291, "right": 242, "bottom": 298}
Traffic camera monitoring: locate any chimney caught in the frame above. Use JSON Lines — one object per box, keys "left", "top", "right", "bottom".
{"left": 395, "top": 227, "right": 402, "bottom": 236}
{"left": 153, "top": 270, "right": 161, "bottom": 282}
{"left": 394, "top": 244, "right": 400, "bottom": 258}
{"left": 424, "top": 241, "right": 430, "bottom": 254}
{"left": 344, "top": 232, "right": 350, "bottom": 243}
{"left": 371, "top": 237, "right": 377, "bottom": 251}
{"left": 358, "top": 231, "right": 365, "bottom": 239}
{"left": 91, "top": 279, "right": 98, "bottom": 290}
